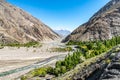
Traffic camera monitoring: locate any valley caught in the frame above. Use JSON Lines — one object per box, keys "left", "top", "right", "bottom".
{"left": 0, "top": 0, "right": 120, "bottom": 80}
{"left": 19, "top": 36, "right": 120, "bottom": 80}
{"left": 0, "top": 39, "right": 69, "bottom": 80}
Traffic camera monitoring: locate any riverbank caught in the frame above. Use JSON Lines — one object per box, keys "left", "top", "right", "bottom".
{"left": 0, "top": 40, "right": 69, "bottom": 80}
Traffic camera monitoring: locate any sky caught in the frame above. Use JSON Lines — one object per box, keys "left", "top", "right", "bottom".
{"left": 7, "top": 0, "right": 110, "bottom": 31}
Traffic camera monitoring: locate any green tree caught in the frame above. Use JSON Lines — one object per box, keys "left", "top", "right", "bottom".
{"left": 61, "top": 66, "right": 67, "bottom": 74}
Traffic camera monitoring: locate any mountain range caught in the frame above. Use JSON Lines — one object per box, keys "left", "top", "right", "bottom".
{"left": 63, "top": 0, "right": 120, "bottom": 42}
{"left": 54, "top": 29, "right": 71, "bottom": 37}
{"left": 0, "top": 0, "right": 59, "bottom": 44}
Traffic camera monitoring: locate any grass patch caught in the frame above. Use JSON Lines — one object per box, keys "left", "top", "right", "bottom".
{"left": 21, "top": 66, "right": 54, "bottom": 80}
{"left": 21, "top": 76, "right": 27, "bottom": 80}
{"left": 51, "top": 47, "right": 72, "bottom": 52}
{"left": 0, "top": 41, "right": 42, "bottom": 48}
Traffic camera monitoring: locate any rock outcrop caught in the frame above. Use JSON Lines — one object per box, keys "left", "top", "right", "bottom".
{"left": 0, "top": 0, "right": 59, "bottom": 44}
{"left": 99, "top": 50, "right": 120, "bottom": 80}
{"left": 63, "top": 0, "right": 120, "bottom": 42}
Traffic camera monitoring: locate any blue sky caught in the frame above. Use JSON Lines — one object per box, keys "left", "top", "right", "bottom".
{"left": 7, "top": 0, "right": 110, "bottom": 31}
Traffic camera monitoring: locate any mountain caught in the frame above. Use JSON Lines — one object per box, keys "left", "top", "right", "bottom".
{"left": 0, "top": 0, "right": 59, "bottom": 44}
{"left": 54, "top": 30, "right": 71, "bottom": 37}
{"left": 63, "top": 0, "right": 120, "bottom": 42}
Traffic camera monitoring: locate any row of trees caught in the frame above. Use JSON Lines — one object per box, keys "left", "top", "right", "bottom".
{"left": 53, "top": 36, "right": 120, "bottom": 76}
{"left": 24, "top": 36, "right": 120, "bottom": 78}
{"left": 54, "top": 51, "right": 84, "bottom": 76}
{"left": 0, "top": 41, "right": 40, "bottom": 47}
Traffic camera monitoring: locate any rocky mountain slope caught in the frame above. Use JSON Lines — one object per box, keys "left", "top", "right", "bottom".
{"left": 0, "top": 0, "right": 59, "bottom": 44}
{"left": 63, "top": 0, "right": 120, "bottom": 42}
{"left": 99, "top": 50, "right": 120, "bottom": 80}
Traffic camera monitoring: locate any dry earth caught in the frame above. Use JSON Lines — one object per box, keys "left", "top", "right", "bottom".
{"left": 0, "top": 40, "right": 68, "bottom": 80}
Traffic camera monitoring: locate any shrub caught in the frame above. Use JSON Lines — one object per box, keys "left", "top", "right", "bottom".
{"left": 32, "top": 67, "right": 47, "bottom": 77}
{"left": 105, "top": 59, "right": 111, "bottom": 64}
{"left": 52, "top": 47, "right": 72, "bottom": 52}
{"left": 61, "top": 66, "right": 67, "bottom": 74}
{"left": 46, "top": 66, "right": 54, "bottom": 74}
{"left": 54, "top": 67, "right": 61, "bottom": 76}
{"left": 21, "top": 76, "right": 27, "bottom": 80}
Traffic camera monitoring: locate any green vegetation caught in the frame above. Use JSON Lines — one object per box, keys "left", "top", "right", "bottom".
{"left": 0, "top": 41, "right": 41, "bottom": 48}
{"left": 0, "top": 45, "right": 4, "bottom": 49}
{"left": 51, "top": 47, "right": 72, "bottom": 52}
{"left": 21, "top": 36, "right": 120, "bottom": 79}
{"left": 21, "top": 76, "right": 27, "bottom": 80}
{"left": 112, "top": 47, "right": 120, "bottom": 53}
{"left": 31, "top": 67, "right": 53, "bottom": 77}
{"left": 105, "top": 59, "right": 111, "bottom": 64}
{"left": 53, "top": 51, "right": 84, "bottom": 76}
{"left": 21, "top": 66, "right": 54, "bottom": 80}
{"left": 53, "top": 36, "right": 120, "bottom": 76}
{"left": 54, "top": 51, "right": 110, "bottom": 80}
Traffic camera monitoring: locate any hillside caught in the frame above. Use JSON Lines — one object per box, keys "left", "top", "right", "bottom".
{"left": 0, "top": 0, "right": 59, "bottom": 44}
{"left": 63, "top": 0, "right": 120, "bottom": 42}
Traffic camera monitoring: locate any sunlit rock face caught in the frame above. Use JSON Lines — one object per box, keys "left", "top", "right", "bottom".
{"left": 0, "top": 1, "right": 60, "bottom": 44}
{"left": 63, "top": 0, "right": 120, "bottom": 42}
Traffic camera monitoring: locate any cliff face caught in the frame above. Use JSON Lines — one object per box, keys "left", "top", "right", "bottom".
{"left": 0, "top": 0, "right": 59, "bottom": 44}
{"left": 63, "top": 0, "right": 120, "bottom": 42}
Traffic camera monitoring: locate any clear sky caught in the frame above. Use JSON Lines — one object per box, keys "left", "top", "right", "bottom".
{"left": 7, "top": 0, "right": 110, "bottom": 31}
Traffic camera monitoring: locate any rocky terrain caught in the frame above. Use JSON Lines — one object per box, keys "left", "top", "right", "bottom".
{"left": 0, "top": 39, "right": 68, "bottom": 80}
{"left": 0, "top": 0, "right": 59, "bottom": 44}
{"left": 52, "top": 43, "right": 120, "bottom": 80}
{"left": 99, "top": 51, "right": 120, "bottom": 80}
{"left": 63, "top": 0, "right": 120, "bottom": 42}
{"left": 67, "top": 46, "right": 120, "bottom": 80}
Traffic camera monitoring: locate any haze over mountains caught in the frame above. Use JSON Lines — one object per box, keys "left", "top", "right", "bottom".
{"left": 54, "top": 29, "right": 71, "bottom": 37}
{"left": 0, "top": 0, "right": 59, "bottom": 44}
{"left": 63, "top": 0, "right": 120, "bottom": 42}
